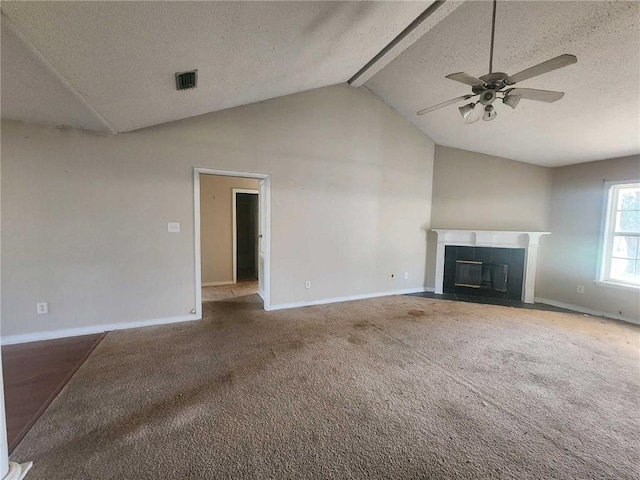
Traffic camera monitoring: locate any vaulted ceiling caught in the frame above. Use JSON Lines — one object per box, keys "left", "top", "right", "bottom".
{"left": 2, "top": 1, "right": 639, "bottom": 167}
{"left": 364, "top": 0, "right": 640, "bottom": 167}
{"left": 0, "top": 1, "right": 430, "bottom": 132}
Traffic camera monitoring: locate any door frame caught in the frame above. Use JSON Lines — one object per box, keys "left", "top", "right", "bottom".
{"left": 193, "top": 168, "right": 271, "bottom": 315}
{"left": 232, "top": 188, "right": 259, "bottom": 285}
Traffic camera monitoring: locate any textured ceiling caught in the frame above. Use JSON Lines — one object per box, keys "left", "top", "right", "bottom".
{"left": 1, "top": 15, "right": 113, "bottom": 132}
{"left": 2, "top": 1, "right": 638, "bottom": 167}
{"left": 365, "top": 0, "right": 640, "bottom": 167}
{"left": 1, "top": 1, "right": 429, "bottom": 132}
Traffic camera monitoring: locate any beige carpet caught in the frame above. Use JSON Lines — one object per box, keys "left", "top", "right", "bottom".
{"left": 202, "top": 282, "right": 258, "bottom": 303}
{"left": 11, "top": 294, "right": 640, "bottom": 479}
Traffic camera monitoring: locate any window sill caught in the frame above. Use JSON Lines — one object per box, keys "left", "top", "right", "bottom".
{"left": 594, "top": 280, "right": 640, "bottom": 292}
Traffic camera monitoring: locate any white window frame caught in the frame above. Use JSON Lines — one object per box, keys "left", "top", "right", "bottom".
{"left": 597, "top": 180, "right": 640, "bottom": 291}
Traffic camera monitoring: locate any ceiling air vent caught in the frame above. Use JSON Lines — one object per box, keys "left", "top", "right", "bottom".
{"left": 175, "top": 70, "right": 198, "bottom": 91}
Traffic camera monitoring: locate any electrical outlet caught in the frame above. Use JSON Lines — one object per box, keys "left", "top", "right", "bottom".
{"left": 168, "top": 222, "right": 180, "bottom": 233}
{"left": 305, "top": 281, "right": 311, "bottom": 289}
{"left": 404, "top": 272, "right": 409, "bottom": 280}
{"left": 576, "top": 285, "right": 585, "bottom": 294}
{"left": 36, "top": 302, "right": 48, "bottom": 314}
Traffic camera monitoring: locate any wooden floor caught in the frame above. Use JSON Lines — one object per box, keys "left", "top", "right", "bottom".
{"left": 2, "top": 333, "right": 105, "bottom": 453}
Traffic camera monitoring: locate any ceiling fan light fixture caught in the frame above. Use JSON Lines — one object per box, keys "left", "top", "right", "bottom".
{"left": 479, "top": 90, "right": 497, "bottom": 105}
{"left": 503, "top": 94, "right": 521, "bottom": 109}
{"left": 458, "top": 103, "right": 476, "bottom": 119}
{"left": 483, "top": 105, "right": 497, "bottom": 121}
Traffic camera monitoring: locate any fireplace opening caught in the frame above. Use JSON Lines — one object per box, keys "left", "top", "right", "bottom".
{"left": 454, "top": 261, "right": 482, "bottom": 288}
{"left": 445, "top": 246, "right": 524, "bottom": 299}
{"left": 455, "top": 261, "right": 509, "bottom": 291}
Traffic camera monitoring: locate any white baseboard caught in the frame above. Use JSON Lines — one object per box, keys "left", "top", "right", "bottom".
{"left": 202, "top": 281, "right": 234, "bottom": 287}
{"left": 534, "top": 297, "right": 639, "bottom": 325}
{"left": 265, "top": 287, "right": 430, "bottom": 312}
{"left": 1, "top": 313, "right": 201, "bottom": 346}
{"left": 1, "top": 287, "right": 435, "bottom": 344}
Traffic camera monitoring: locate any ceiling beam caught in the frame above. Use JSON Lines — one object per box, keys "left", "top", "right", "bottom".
{"left": 349, "top": 0, "right": 464, "bottom": 88}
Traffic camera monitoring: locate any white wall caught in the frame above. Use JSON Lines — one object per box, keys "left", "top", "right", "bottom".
{"left": 429, "top": 146, "right": 640, "bottom": 323}
{"left": 427, "top": 145, "right": 553, "bottom": 286}
{"left": 1, "top": 84, "right": 435, "bottom": 340}
{"left": 430, "top": 146, "right": 553, "bottom": 231}
{"left": 0, "top": 120, "right": 12, "bottom": 476}
{"left": 200, "top": 175, "right": 259, "bottom": 285}
{"left": 537, "top": 155, "right": 640, "bottom": 321}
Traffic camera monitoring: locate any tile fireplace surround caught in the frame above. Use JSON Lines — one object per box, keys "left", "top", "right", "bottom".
{"left": 432, "top": 230, "right": 550, "bottom": 303}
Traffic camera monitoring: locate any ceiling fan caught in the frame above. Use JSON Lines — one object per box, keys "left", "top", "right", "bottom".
{"left": 416, "top": 0, "right": 577, "bottom": 123}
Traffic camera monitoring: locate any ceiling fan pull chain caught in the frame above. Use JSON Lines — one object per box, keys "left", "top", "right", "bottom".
{"left": 489, "top": 0, "right": 497, "bottom": 74}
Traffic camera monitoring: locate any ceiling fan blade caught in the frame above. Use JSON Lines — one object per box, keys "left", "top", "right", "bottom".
{"left": 505, "top": 88, "right": 565, "bottom": 103}
{"left": 417, "top": 94, "right": 476, "bottom": 115}
{"left": 445, "top": 72, "right": 485, "bottom": 87}
{"left": 506, "top": 54, "right": 577, "bottom": 84}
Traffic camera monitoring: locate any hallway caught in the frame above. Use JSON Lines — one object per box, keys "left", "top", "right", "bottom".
{"left": 202, "top": 282, "right": 259, "bottom": 303}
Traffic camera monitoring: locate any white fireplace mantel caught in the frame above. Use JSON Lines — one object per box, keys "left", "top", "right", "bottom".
{"left": 432, "top": 229, "right": 550, "bottom": 303}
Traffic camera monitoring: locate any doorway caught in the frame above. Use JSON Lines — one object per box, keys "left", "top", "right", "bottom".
{"left": 193, "top": 168, "right": 271, "bottom": 316}
{"left": 233, "top": 189, "right": 259, "bottom": 283}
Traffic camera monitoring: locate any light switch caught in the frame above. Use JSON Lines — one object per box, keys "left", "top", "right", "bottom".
{"left": 168, "top": 222, "right": 180, "bottom": 233}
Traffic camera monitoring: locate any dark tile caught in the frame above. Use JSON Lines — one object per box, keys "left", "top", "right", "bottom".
{"left": 457, "top": 246, "right": 475, "bottom": 261}
{"left": 507, "top": 287, "right": 523, "bottom": 301}
{"left": 444, "top": 274, "right": 455, "bottom": 290}
{"left": 492, "top": 247, "right": 511, "bottom": 264}
{"left": 474, "top": 247, "right": 492, "bottom": 263}
{"left": 416, "top": 292, "right": 439, "bottom": 299}
{"left": 468, "top": 296, "right": 485, "bottom": 303}
{"left": 405, "top": 293, "right": 584, "bottom": 317}
{"left": 454, "top": 285, "right": 480, "bottom": 296}
{"left": 445, "top": 246, "right": 457, "bottom": 260}
{"left": 492, "top": 298, "right": 510, "bottom": 306}
{"left": 507, "top": 281, "right": 523, "bottom": 299}
{"left": 444, "top": 259, "right": 456, "bottom": 276}
{"left": 511, "top": 248, "right": 526, "bottom": 268}
{"left": 509, "top": 257, "right": 525, "bottom": 280}
{"left": 471, "top": 287, "right": 502, "bottom": 299}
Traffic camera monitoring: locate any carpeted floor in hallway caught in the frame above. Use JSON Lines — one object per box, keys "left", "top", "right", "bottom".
{"left": 11, "top": 294, "right": 640, "bottom": 479}
{"left": 202, "top": 282, "right": 258, "bottom": 303}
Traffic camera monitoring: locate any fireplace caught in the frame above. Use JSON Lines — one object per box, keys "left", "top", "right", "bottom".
{"left": 455, "top": 260, "right": 508, "bottom": 291}
{"left": 432, "top": 230, "right": 550, "bottom": 303}
{"left": 455, "top": 260, "right": 483, "bottom": 288}
{"left": 446, "top": 246, "right": 524, "bottom": 299}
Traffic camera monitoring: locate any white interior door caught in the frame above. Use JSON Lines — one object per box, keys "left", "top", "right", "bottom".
{"left": 258, "top": 179, "right": 266, "bottom": 298}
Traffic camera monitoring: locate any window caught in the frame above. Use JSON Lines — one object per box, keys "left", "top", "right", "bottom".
{"left": 600, "top": 181, "right": 640, "bottom": 288}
